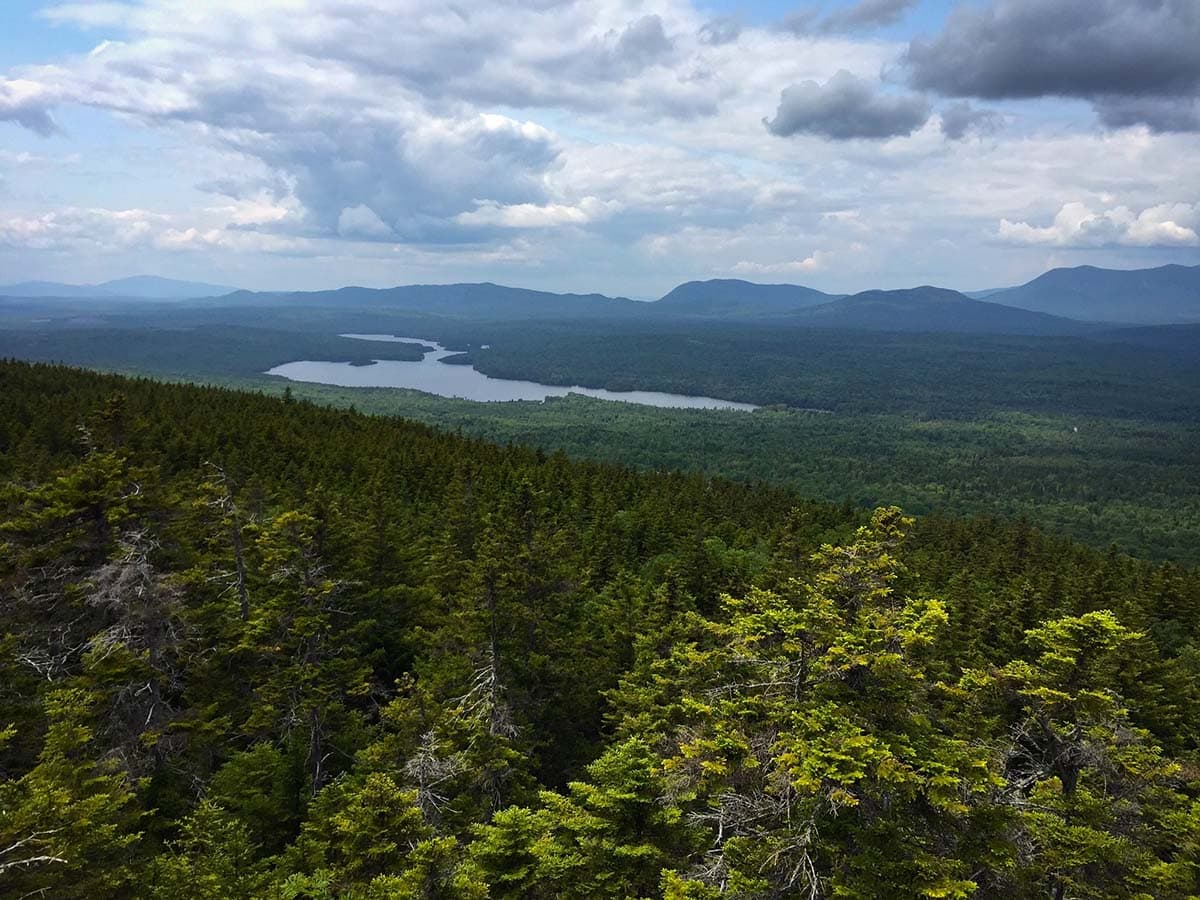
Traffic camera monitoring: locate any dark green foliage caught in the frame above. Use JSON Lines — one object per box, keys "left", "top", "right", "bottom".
{"left": 3, "top": 292, "right": 1198, "bottom": 562}
{"left": 253, "top": 383, "right": 1199, "bottom": 565}
{"left": 464, "top": 325, "right": 1200, "bottom": 421}
{"left": 1, "top": 360, "right": 1198, "bottom": 897}
{"left": 0, "top": 325, "right": 429, "bottom": 379}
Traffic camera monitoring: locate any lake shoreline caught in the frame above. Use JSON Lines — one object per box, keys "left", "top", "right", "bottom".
{"left": 265, "top": 334, "right": 760, "bottom": 412}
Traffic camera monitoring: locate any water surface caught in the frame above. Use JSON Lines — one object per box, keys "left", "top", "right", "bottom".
{"left": 267, "top": 335, "right": 758, "bottom": 411}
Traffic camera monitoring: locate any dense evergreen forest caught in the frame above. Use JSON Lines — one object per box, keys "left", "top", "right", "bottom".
{"left": 459, "top": 326, "right": 1200, "bottom": 421}
{"left": 1, "top": 307, "right": 1197, "bottom": 563}
{"left": 3, "top": 359, "right": 1200, "bottom": 898}
{"left": 258, "top": 378, "right": 1198, "bottom": 566}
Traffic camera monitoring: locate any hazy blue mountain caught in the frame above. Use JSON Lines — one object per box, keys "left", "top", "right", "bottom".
{"left": 654, "top": 279, "right": 837, "bottom": 316}
{"left": 982, "top": 264, "right": 1200, "bottom": 325}
{"left": 246, "top": 282, "right": 646, "bottom": 319}
{"left": 98, "top": 275, "right": 239, "bottom": 298}
{"left": 0, "top": 281, "right": 100, "bottom": 298}
{"left": 784, "top": 286, "right": 1094, "bottom": 335}
{"left": 0, "top": 275, "right": 237, "bottom": 299}
{"left": 963, "top": 287, "right": 1013, "bottom": 299}
{"left": 253, "top": 279, "right": 839, "bottom": 320}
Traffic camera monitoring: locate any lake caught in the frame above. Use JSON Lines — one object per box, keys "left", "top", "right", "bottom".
{"left": 266, "top": 334, "right": 759, "bottom": 411}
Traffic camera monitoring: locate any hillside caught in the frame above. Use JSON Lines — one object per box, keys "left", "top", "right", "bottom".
{"left": 239, "top": 281, "right": 647, "bottom": 319}
{"left": 9, "top": 265, "right": 1199, "bottom": 328}
{"left": 0, "top": 275, "right": 237, "bottom": 299}
{"left": 984, "top": 263, "right": 1200, "bottom": 325}
{"left": 235, "top": 279, "right": 1094, "bottom": 332}
{"left": 1, "top": 361, "right": 1198, "bottom": 898}
{"left": 653, "top": 278, "right": 836, "bottom": 316}
{"left": 786, "top": 285, "right": 1094, "bottom": 334}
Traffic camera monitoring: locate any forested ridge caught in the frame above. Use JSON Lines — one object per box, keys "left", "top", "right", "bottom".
{"left": 3, "top": 359, "right": 1200, "bottom": 898}
{"left": 260, "top": 382, "right": 1199, "bottom": 566}
{"left": 4, "top": 311, "right": 1197, "bottom": 564}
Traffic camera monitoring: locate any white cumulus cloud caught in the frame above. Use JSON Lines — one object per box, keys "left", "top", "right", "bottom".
{"left": 730, "top": 251, "right": 833, "bottom": 275}
{"left": 456, "top": 197, "right": 621, "bottom": 229}
{"left": 0, "top": 0, "right": 1196, "bottom": 293}
{"left": 998, "top": 202, "right": 1200, "bottom": 248}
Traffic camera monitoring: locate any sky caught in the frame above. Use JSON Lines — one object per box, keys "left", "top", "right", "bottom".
{"left": 0, "top": 0, "right": 1198, "bottom": 297}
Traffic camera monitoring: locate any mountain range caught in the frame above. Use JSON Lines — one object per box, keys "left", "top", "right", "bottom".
{"left": 222, "top": 282, "right": 646, "bottom": 319}
{"left": 782, "top": 287, "right": 1094, "bottom": 335}
{"left": 3, "top": 263, "right": 1197, "bottom": 334}
{"left": 212, "top": 280, "right": 1099, "bottom": 335}
{"left": 648, "top": 265, "right": 1199, "bottom": 327}
{"left": 980, "top": 264, "right": 1200, "bottom": 325}
{"left": 656, "top": 279, "right": 834, "bottom": 315}
{"left": 0, "top": 275, "right": 238, "bottom": 300}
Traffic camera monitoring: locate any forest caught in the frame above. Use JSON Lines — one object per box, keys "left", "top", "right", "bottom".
{"left": 3, "top": 359, "right": 1200, "bottom": 898}
{"left": 267, "top": 384, "right": 1200, "bottom": 566}
{"left": 1, "top": 303, "right": 1197, "bottom": 564}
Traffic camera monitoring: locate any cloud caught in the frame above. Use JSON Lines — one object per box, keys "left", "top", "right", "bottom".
{"left": 337, "top": 205, "right": 394, "bottom": 239}
{"left": 825, "top": 0, "right": 916, "bottom": 31}
{"left": 698, "top": 17, "right": 742, "bottom": 46}
{"left": 0, "top": 207, "right": 164, "bottom": 250}
{"left": 785, "top": 0, "right": 917, "bottom": 35}
{"left": 939, "top": 101, "right": 1002, "bottom": 140}
{"left": 0, "top": 0, "right": 1196, "bottom": 296}
{"left": 998, "top": 202, "right": 1200, "bottom": 248}
{"left": 765, "top": 70, "right": 930, "bottom": 140}
{"left": 1, "top": 0, "right": 725, "bottom": 249}
{"left": 730, "top": 251, "right": 832, "bottom": 275}
{"left": 208, "top": 195, "right": 297, "bottom": 228}
{"left": 0, "top": 149, "right": 82, "bottom": 168}
{"left": 613, "top": 15, "right": 674, "bottom": 68}
{"left": 41, "top": 3, "right": 133, "bottom": 28}
{"left": 1092, "top": 96, "right": 1200, "bottom": 133}
{"left": 0, "top": 204, "right": 309, "bottom": 254}
{"left": 0, "top": 79, "right": 60, "bottom": 136}
{"left": 455, "top": 197, "right": 620, "bottom": 229}
{"left": 906, "top": 0, "right": 1200, "bottom": 132}
{"left": 156, "top": 226, "right": 301, "bottom": 253}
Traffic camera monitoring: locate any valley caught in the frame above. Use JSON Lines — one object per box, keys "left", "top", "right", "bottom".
{"left": 2, "top": 263, "right": 1197, "bottom": 563}
{"left": 5, "top": 3, "right": 1200, "bottom": 894}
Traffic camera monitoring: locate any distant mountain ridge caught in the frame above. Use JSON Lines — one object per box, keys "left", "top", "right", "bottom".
{"left": 0, "top": 275, "right": 238, "bottom": 299}
{"left": 784, "top": 286, "right": 1094, "bottom": 335}
{"left": 222, "top": 279, "right": 1091, "bottom": 334}
{"left": 655, "top": 279, "right": 837, "bottom": 316}
{"left": 980, "top": 264, "right": 1200, "bottom": 325}
{"left": 241, "top": 282, "right": 646, "bottom": 319}
{"left": 7, "top": 262, "right": 1198, "bottom": 331}
{"left": 656, "top": 266, "right": 1200, "bottom": 327}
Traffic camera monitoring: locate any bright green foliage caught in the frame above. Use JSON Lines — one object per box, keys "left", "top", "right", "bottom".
{"left": 295, "top": 773, "right": 430, "bottom": 881}
{"left": 0, "top": 448, "right": 139, "bottom": 569}
{"left": 242, "top": 508, "right": 374, "bottom": 792}
{"left": 5, "top": 311, "right": 1198, "bottom": 562}
{"left": 0, "top": 687, "right": 143, "bottom": 899}
{"left": 964, "top": 612, "right": 1200, "bottom": 898}
{"left": 629, "top": 509, "right": 996, "bottom": 898}
{"left": 1, "top": 362, "right": 1199, "bottom": 898}
{"left": 146, "top": 800, "right": 266, "bottom": 899}
{"left": 205, "top": 742, "right": 306, "bottom": 853}
{"left": 471, "top": 738, "right": 695, "bottom": 898}
{"left": 276, "top": 772, "right": 484, "bottom": 898}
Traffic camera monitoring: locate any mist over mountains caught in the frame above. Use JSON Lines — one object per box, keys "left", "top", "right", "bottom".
{"left": 782, "top": 287, "right": 1095, "bottom": 335}
{"left": 982, "top": 264, "right": 1200, "bottom": 325}
{"left": 656, "top": 279, "right": 835, "bottom": 316}
{"left": 3, "top": 263, "right": 1197, "bottom": 334}
{"left": 0, "top": 275, "right": 238, "bottom": 300}
{"left": 646, "top": 265, "right": 1200, "bottom": 327}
